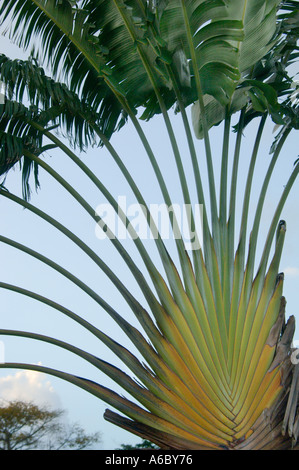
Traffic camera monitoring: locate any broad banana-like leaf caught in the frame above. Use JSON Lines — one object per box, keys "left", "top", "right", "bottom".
{"left": 191, "top": 0, "right": 296, "bottom": 138}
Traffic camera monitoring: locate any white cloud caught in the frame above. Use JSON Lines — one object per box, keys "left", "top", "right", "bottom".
{"left": 283, "top": 267, "right": 299, "bottom": 278}
{"left": 0, "top": 368, "right": 61, "bottom": 408}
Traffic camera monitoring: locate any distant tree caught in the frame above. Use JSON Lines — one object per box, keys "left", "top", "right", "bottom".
{"left": 0, "top": 400, "right": 101, "bottom": 450}
{"left": 117, "top": 439, "right": 159, "bottom": 450}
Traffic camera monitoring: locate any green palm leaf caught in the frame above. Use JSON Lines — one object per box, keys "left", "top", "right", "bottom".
{"left": 0, "top": 0, "right": 283, "bottom": 127}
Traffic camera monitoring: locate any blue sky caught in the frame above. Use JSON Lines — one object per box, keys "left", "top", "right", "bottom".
{"left": 0, "top": 31, "right": 299, "bottom": 450}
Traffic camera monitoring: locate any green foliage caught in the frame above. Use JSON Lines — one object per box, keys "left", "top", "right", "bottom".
{"left": 0, "top": 400, "right": 101, "bottom": 450}
{"left": 117, "top": 439, "right": 159, "bottom": 450}
{"left": 0, "top": 0, "right": 291, "bottom": 133}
